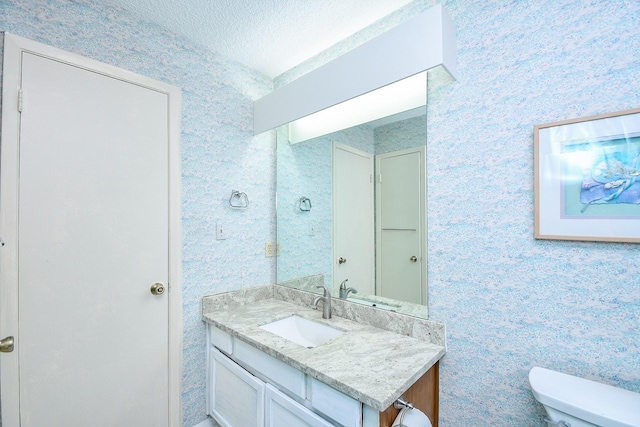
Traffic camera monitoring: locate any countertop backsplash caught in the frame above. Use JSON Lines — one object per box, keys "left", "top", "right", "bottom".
{"left": 203, "top": 284, "right": 445, "bottom": 347}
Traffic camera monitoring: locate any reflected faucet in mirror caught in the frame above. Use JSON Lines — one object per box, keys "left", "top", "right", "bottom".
{"left": 339, "top": 279, "right": 357, "bottom": 299}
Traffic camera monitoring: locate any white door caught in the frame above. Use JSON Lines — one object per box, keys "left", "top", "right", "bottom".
{"left": 0, "top": 35, "right": 182, "bottom": 426}
{"left": 333, "top": 143, "right": 374, "bottom": 295}
{"left": 376, "top": 147, "right": 426, "bottom": 305}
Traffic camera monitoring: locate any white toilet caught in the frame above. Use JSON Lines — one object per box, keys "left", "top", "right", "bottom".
{"left": 529, "top": 367, "right": 640, "bottom": 427}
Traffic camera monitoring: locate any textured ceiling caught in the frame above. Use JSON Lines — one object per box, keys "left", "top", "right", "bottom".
{"left": 104, "top": 0, "right": 414, "bottom": 78}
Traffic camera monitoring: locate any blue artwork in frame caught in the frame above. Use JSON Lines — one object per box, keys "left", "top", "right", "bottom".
{"left": 561, "top": 136, "right": 640, "bottom": 217}
{"left": 535, "top": 107, "right": 640, "bottom": 242}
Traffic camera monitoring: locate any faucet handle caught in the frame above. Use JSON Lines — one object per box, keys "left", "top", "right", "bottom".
{"left": 339, "top": 279, "right": 348, "bottom": 290}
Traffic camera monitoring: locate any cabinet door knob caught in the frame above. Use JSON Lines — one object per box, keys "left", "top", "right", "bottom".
{"left": 410, "top": 256, "right": 418, "bottom": 262}
{"left": 338, "top": 257, "right": 347, "bottom": 264}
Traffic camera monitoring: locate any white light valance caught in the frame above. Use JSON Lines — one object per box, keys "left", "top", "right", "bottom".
{"left": 253, "top": 4, "right": 457, "bottom": 141}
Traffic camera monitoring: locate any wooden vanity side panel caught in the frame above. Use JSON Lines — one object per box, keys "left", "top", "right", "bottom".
{"left": 379, "top": 361, "right": 439, "bottom": 427}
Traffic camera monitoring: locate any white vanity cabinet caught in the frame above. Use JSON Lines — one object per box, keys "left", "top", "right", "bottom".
{"left": 206, "top": 324, "right": 359, "bottom": 427}
{"left": 203, "top": 292, "right": 444, "bottom": 427}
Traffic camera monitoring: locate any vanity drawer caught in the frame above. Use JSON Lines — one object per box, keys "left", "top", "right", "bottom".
{"left": 234, "top": 339, "right": 306, "bottom": 399}
{"left": 209, "top": 324, "right": 233, "bottom": 355}
{"left": 308, "top": 377, "right": 361, "bottom": 427}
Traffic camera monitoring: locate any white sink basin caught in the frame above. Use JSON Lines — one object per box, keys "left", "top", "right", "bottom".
{"left": 260, "top": 315, "right": 344, "bottom": 348}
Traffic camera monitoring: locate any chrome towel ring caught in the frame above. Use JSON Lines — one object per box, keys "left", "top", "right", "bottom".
{"left": 229, "top": 190, "right": 249, "bottom": 209}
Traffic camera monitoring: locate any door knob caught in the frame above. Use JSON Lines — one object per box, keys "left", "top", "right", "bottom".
{"left": 0, "top": 336, "right": 14, "bottom": 353}
{"left": 410, "top": 256, "right": 418, "bottom": 262}
{"left": 150, "top": 282, "right": 165, "bottom": 295}
{"left": 338, "top": 257, "right": 347, "bottom": 264}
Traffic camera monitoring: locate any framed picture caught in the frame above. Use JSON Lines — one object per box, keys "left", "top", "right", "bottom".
{"left": 534, "top": 107, "right": 640, "bottom": 242}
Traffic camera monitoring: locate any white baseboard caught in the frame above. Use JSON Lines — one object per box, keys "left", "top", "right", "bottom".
{"left": 191, "top": 417, "right": 217, "bottom": 427}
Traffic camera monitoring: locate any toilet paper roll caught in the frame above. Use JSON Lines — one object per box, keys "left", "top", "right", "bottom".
{"left": 391, "top": 407, "right": 433, "bottom": 427}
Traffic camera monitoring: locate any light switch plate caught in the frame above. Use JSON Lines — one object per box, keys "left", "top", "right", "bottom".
{"left": 216, "top": 222, "right": 227, "bottom": 240}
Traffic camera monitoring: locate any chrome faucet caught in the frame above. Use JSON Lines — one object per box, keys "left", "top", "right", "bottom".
{"left": 339, "top": 279, "right": 358, "bottom": 299}
{"left": 312, "top": 285, "right": 332, "bottom": 319}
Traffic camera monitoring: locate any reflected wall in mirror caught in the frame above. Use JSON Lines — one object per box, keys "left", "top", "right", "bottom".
{"left": 277, "top": 107, "right": 429, "bottom": 319}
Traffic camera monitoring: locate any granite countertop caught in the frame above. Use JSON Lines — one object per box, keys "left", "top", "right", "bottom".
{"left": 202, "top": 296, "right": 445, "bottom": 411}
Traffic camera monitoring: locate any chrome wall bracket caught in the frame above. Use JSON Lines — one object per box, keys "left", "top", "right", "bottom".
{"left": 394, "top": 397, "right": 414, "bottom": 410}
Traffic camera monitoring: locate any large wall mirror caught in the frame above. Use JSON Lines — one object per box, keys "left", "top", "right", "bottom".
{"left": 276, "top": 103, "right": 429, "bottom": 319}
{"left": 263, "top": 5, "right": 457, "bottom": 320}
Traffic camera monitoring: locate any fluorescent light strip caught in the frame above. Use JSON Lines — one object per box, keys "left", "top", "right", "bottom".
{"left": 288, "top": 71, "right": 427, "bottom": 144}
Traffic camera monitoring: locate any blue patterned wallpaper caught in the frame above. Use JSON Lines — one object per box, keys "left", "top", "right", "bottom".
{"left": 374, "top": 114, "right": 426, "bottom": 155}
{"left": 279, "top": 0, "right": 640, "bottom": 425}
{"left": 0, "top": 1, "right": 274, "bottom": 426}
{"left": 428, "top": 1, "right": 640, "bottom": 425}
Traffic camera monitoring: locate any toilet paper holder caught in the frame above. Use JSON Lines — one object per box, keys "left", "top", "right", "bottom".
{"left": 394, "top": 397, "right": 414, "bottom": 410}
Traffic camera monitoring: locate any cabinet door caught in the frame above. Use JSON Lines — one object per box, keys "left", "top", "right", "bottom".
{"left": 210, "top": 347, "right": 265, "bottom": 427}
{"left": 265, "top": 384, "right": 335, "bottom": 427}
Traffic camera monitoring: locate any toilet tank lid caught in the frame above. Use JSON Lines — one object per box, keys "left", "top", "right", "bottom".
{"left": 529, "top": 367, "right": 640, "bottom": 427}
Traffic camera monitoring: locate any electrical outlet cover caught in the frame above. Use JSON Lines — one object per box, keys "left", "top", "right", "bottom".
{"left": 265, "top": 242, "right": 274, "bottom": 257}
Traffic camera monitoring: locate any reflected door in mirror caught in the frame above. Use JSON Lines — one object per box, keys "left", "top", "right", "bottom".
{"left": 376, "top": 147, "right": 425, "bottom": 304}
{"left": 333, "top": 143, "right": 374, "bottom": 295}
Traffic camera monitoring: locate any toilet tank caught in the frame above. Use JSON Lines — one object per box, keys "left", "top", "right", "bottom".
{"left": 529, "top": 367, "right": 640, "bottom": 427}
